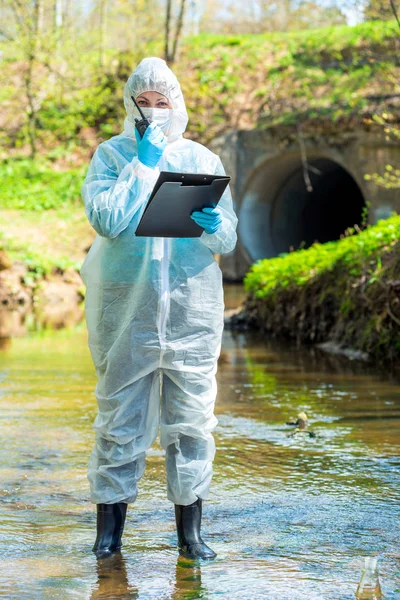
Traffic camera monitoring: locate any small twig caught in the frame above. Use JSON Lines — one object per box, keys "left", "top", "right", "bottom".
{"left": 386, "top": 303, "right": 400, "bottom": 326}
{"left": 390, "top": 0, "right": 400, "bottom": 30}
{"left": 42, "top": 60, "right": 68, "bottom": 82}
{"left": 373, "top": 276, "right": 389, "bottom": 292}
{"left": 296, "top": 119, "right": 313, "bottom": 192}
{"left": 308, "top": 164, "right": 323, "bottom": 175}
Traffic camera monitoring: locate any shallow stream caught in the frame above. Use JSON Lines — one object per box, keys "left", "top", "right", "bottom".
{"left": 0, "top": 285, "right": 399, "bottom": 599}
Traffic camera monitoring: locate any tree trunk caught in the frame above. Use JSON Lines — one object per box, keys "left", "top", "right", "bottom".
{"left": 165, "top": 0, "right": 172, "bottom": 62}
{"left": 188, "top": 0, "right": 199, "bottom": 36}
{"left": 54, "top": 0, "right": 63, "bottom": 33}
{"left": 99, "top": 0, "right": 107, "bottom": 67}
{"left": 275, "top": 0, "right": 292, "bottom": 31}
{"left": 25, "top": 0, "right": 41, "bottom": 158}
{"left": 170, "top": 0, "right": 187, "bottom": 64}
{"left": 37, "top": 0, "right": 44, "bottom": 39}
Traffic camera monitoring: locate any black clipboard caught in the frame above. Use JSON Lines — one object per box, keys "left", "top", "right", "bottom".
{"left": 135, "top": 171, "right": 231, "bottom": 237}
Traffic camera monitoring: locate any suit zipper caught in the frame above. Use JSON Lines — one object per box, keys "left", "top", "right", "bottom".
{"left": 158, "top": 155, "right": 170, "bottom": 364}
{"left": 160, "top": 236, "right": 169, "bottom": 348}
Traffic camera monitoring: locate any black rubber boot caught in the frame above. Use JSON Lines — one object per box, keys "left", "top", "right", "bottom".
{"left": 92, "top": 502, "right": 128, "bottom": 559}
{"left": 175, "top": 498, "right": 217, "bottom": 560}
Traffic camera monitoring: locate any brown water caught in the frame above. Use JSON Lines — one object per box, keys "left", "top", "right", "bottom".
{"left": 0, "top": 284, "right": 399, "bottom": 599}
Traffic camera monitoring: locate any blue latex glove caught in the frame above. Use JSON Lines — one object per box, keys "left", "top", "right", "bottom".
{"left": 135, "top": 121, "right": 167, "bottom": 169}
{"left": 190, "top": 206, "right": 223, "bottom": 234}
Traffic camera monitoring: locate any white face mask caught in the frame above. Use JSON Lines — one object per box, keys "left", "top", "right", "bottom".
{"left": 140, "top": 107, "right": 173, "bottom": 134}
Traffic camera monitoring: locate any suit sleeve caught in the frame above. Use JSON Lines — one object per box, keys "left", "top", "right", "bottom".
{"left": 81, "top": 143, "right": 160, "bottom": 239}
{"left": 199, "top": 156, "right": 238, "bottom": 255}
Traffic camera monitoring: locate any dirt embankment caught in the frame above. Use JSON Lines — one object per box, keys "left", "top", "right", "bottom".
{"left": 0, "top": 207, "right": 96, "bottom": 338}
{"left": 0, "top": 251, "right": 85, "bottom": 338}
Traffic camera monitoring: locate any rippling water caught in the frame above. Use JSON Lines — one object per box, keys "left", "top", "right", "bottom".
{"left": 0, "top": 285, "right": 399, "bottom": 599}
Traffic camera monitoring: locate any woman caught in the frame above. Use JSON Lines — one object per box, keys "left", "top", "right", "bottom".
{"left": 80, "top": 57, "right": 238, "bottom": 560}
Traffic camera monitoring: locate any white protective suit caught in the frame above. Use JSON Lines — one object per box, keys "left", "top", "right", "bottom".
{"left": 80, "top": 57, "right": 238, "bottom": 506}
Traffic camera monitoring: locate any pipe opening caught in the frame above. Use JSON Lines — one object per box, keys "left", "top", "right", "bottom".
{"left": 239, "top": 156, "right": 366, "bottom": 262}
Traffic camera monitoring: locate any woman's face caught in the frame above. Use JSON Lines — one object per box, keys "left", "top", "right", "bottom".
{"left": 135, "top": 91, "right": 172, "bottom": 109}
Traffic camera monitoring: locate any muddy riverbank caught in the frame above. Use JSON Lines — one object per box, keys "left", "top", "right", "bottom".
{"left": 0, "top": 259, "right": 84, "bottom": 337}
{"left": 229, "top": 216, "right": 400, "bottom": 372}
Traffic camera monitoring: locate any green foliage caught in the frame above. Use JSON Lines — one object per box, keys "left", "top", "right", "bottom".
{"left": 1, "top": 18, "right": 399, "bottom": 150}
{"left": 37, "top": 76, "right": 124, "bottom": 143}
{"left": 365, "top": 163, "right": 400, "bottom": 189}
{"left": 244, "top": 214, "right": 400, "bottom": 299}
{"left": 0, "top": 159, "right": 86, "bottom": 210}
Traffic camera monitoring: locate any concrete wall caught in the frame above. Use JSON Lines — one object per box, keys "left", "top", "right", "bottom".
{"left": 210, "top": 125, "right": 400, "bottom": 281}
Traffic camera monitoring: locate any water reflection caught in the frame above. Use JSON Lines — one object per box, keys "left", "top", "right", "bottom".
{"left": 89, "top": 554, "right": 206, "bottom": 600}
{"left": 171, "top": 559, "right": 205, "bottom": 600}
{"left": 90, "top": 553, "right": 138, "bottom": 599}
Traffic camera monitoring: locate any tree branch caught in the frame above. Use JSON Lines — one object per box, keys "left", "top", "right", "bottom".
{"left": 171, "top": 0, "right": 186, "bottom": 63}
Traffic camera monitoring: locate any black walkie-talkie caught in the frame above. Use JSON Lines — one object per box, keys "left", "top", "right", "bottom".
{"left": 131, "top": 96, "right": 151, "bottom": 139}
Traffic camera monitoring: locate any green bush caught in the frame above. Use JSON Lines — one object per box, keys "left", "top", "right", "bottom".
{"left": 244, "top": 214, "right": 400, "bottom": 298}
{"left": 38, "top": 77, "right": 123, "bottom": 143}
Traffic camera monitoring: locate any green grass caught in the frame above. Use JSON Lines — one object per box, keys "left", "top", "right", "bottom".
{"left": 244, "top": 214, "right": 400, "bottom": 299}
{"left": 0, "top": 206, "right": 94, "bottom": 277}
{"left": 173, "top": 19, "right": 400, "bottom": 139}
{"left": 189, "top": 20, "right": 399, "bottom": 64}
{"left": 0, "top": 159, "right": 86, "bottom": 210}
{"left": 0, "top": 230, "right": 82, "bottom": 278}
